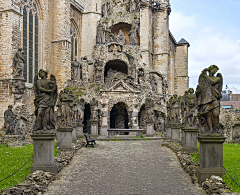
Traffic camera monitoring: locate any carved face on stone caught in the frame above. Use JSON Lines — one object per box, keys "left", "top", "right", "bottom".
{"left": 209, "top": 65, "right": 219, "bottom": 76}
{"left": 39, "top": 69, "right": 47, "bottom": 79}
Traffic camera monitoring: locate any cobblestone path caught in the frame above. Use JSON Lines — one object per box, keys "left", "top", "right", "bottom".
{"left": 45, "top": 141, "right": 206, "bottom": 195}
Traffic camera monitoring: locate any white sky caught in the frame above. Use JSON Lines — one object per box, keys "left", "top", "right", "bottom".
{"left": 169, "top": 0, "right": 240, "bottom": 90}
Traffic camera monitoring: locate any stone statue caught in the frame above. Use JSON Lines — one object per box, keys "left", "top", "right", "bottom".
{"left": 129, "top": 26, "right": 138, "bottom": 45}
{"left": 57, "top": 88, "right": 74, "bottom": 127}
{"left": 145, "top": 98, "right": 155, "bottom": 121}
{"left": 33, "top": 69, "right": 58, "bottom": 133}
{"left": 102, "top": 3, "right": 110, "bottom": 17}
{"left": 74, "top": 98, "right": 85, "bottom": 122}
{"left": 4, "top": 105, "right": 16, "bottom": 135}
{"left": 11, "top": 80, "right": 25, "bottom": 100}
{"left": 94, "top": 60, "right": 103, "bottom": 82}
{"left": 96, "top": 24, "right": 106, "bottom": 44}
{"left": 13, "top": 47, "right": 25, "bottom": 78}
{"left": 91, "top": 98, "right": 98, "bottom": 120}
{"left": 196, "top": 65, "right": 223, "bottom": 135}
{"left": 105, "top": 68, "right": 126, "bottom": 83}
{"left": 166, "top": 98, "right": 172, "bottom": 126}
{"left": 116, "top": 29, "right": 126, "bottom": 45}
{"left": 151, "top": 75, "right": 157, "bottom": 93}
{"left": 170, "top": 94, "right": 180, "bottom": 124}
{"left": 71, "top": 57, "right": 80, "bottom": 80}
{"left": 130, "top": 0, "right": 137, "bottom": 12}
{"left": 184, "top": 88, "right": 197, "bottom": 127}
{"left": 137, "top": 69, "right": 144, "bottom": 84}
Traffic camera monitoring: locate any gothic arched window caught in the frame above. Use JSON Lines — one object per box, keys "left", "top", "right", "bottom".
{"left": 70, "top": 21, "right": 78, "bottom": 61}
{"left": 21, "top": 0, "right": 39, "bottom": 83}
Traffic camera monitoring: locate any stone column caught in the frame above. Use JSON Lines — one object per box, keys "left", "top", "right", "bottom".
{"left": 182, "top": 128, "right": 198, "bottom": 153}
{"left": 75, "top": 121, "right": 83, "bottom": 139}
{"left": 165, "top": 125, "right": 171, "bottom": 140}
{"left": 146, "top": 120, "right": 154, "bottom": 137}
{"left": 196, "top": 136, "right": 226, "bottom": 182}
{"left": 31, "top": 134, "right": 57, "bottom": 173}
{"left": 72, "top": 123, "right": 77, "bottom": 143}
{"left": 57, "top": 127, "right": 73, "bottom": 151}
{"left": 171, "top": 125, "right": 181, "bottom": 143}
{"left": 90, "top": 119, "right": 99, "bottom": 135}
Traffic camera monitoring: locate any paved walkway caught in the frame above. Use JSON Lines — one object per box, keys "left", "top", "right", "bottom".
{"left": 44, "top": 141, "right": 206, "bottom": 195}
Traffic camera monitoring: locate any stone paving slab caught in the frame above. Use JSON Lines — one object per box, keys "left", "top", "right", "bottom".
{"left": 44, "top": 141, "right": 206, "bottom": 195}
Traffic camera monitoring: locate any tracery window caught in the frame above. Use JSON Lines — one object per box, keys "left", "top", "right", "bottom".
{"left": 21, "top": 0, "right": 39, "bottom": 83}
{"left": 70, "top": 21, "right": 78, "bottom": 61}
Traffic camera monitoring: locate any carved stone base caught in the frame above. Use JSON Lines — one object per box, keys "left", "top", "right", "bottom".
{"left": 72, "top": 124, "right": 77, "bottom": 143}
{"left": 57, "top": 127, "right": 73, "bottom": 151}
{"left": 196, "top": 135, "right": 226, "bottom": 182}
{"left": 90, "top": 119, "right": 99, "bottom": 135}
{"left": 146, "top": 120, "right": 154, "bottom": 137}
{"left": 165, "top": 126, "right": 171, "bottom": 140}
{"left": 100, "top": 126, "right": 108, "bottom": 136}
{"left": 171, "top": 126, "right": 181, "bottom": 143}
{"left": 182, "top": 128, "right": 198, "bottom": 153}
{"left": 31, "top": 133, "right": 57, "bottom": 173}
{"left": 75, "top": 122, "right": 83, "bottom": 139}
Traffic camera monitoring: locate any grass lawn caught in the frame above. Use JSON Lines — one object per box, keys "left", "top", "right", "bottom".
{"left": 222, "top": 143, "right": 240, "bottom": 193}
{"left": 0, "top": 143, "right": 58, "bottom": 192}
{"left": 190, "top": 142, "right": 240, "bottom": 193}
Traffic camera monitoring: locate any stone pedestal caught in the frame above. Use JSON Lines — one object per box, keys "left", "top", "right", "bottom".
{"left": 100, "top": 126, "right": 108, "bottom": 136}
{"left": 72, "top": 125, "right": 77, "bottom": 143}
{"left": 57, "top": 127, "right": 73, "bottom": 151}
{"left": 90, "top": 119, "right": 99, "bottom": 135}
{"left": 196, "top": 135, "right": 226, "bottom": 182}
{"left": 75, "top": 122, "right": 83, "bottom": 139}
{"left": 165, "top": 126, "right": 171, "bottom": 140}
{"left": 182, "top": 128, "right": 198, "bottom": 153}
{"left": 171, "top": 126, "right": 181, "bottom": 143}
{"left": 146, "top": 121, "right": 154, "bottom": 137}
{"left": 31, "top": 133, "right": 57, "bottom": 173}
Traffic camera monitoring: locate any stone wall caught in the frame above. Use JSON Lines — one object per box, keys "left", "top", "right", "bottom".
{"left": 219, "top": 108, "right": 240, "bottom": 142}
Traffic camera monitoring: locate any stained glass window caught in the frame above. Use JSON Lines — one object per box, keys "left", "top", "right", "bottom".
{"left": 21, "top": 0, "right": 39, "bottom": 83}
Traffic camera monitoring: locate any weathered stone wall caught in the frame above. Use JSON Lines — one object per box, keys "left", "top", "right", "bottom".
{"left": 220, "top": 108, "right": 240, "bottom": 142}
{"left": 231, "top": 94, "right": 240, "bottom": 101}
{"left": 174, "top": 44, "right": 189, "bottom": 95}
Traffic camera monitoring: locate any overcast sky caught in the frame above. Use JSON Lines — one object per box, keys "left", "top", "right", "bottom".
{"left": 169, "top": 0, "right": 240, "bottom": 90}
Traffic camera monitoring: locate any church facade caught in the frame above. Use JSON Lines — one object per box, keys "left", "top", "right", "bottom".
{"left": 0, "top": 0, "right": 189, "bottom": 134}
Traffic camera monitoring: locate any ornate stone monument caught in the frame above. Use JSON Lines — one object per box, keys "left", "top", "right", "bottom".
{"left": 195, "top": 65, "right": 225, "bottom": 182}
{"left": 90, "top": 98, "right": 99, "bottom": 136}
{"left": 181, "top": 88, "right": 198, "bottom": 153}
{"left": 31, "top": 69, "right": 58, "bottom": 173}
{"left": 56, "top": 87, "right": 75, "bottom": 151}
{"left": 145, "top": 98, "right": 155, "bottom": 137}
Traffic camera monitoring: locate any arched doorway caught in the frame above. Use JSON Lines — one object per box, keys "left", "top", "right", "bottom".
{"left": 104, "top": 60, "right": 128, "bottom": 83}
{"left": 138, "top": 104, "right": 147, "bottom": 133}
{"left": 110, "top": 102, "right": 129, "bottom": 129}
{"left": 83, "top": 103, "right": 91, "bottom": 133}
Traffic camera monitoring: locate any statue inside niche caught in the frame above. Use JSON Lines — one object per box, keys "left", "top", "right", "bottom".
{"left": 116, "top": 29, "right": 126, "bottom": 45}
{"left": 185, "top": 88, "right": 197, "bottom": 128}
{"left": 33, "top": 69, "right": 58, "bottom": 133}
{"left": 196, "top": 65, "right": 223, "bottom": 135}
{"left": 102, "top": 3, "right": 110, "bottom": 17}
{"left": 151, "top": 75, "right": 157, "bottom": 93}
{"left": 94, "top": 61, "right": 103, "bottom": 82}
{"left": 71, "top": 57, "right": 80, "bottom": 80}
{"left": 96, "top": 24, "right": 106, "bottom": 44}
{"left": 129, "top": 26, "right": 138, "bottom": 45}
{"left": 138, "top": 69, "right": 145, "bottom": 84}
{"left": 13, "top": 47, "right": 25, "bottom": 78}
{"left": 105, "top": 68, "right": 126, "bottom": 83}
{"left": 130, "top": 0, "right": 137, "bottom": 12}
{"left": 145, "top": 98, "right": 155, "bottom": 122}
{"left": 91, "top": 98, "right": 98, "bottom": 120}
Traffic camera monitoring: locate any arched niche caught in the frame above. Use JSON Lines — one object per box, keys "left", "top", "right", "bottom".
{"left": 104, "top": 60, "right": 128, "bottom": 83}
{"left": 83, "top": 103, "right": 91, "bottom": 133}
{"left": 111, "top": 22, "right": 132, "bottom": 45}
{"left": 110, "top": 102, "right": 129, "bottom": 129}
